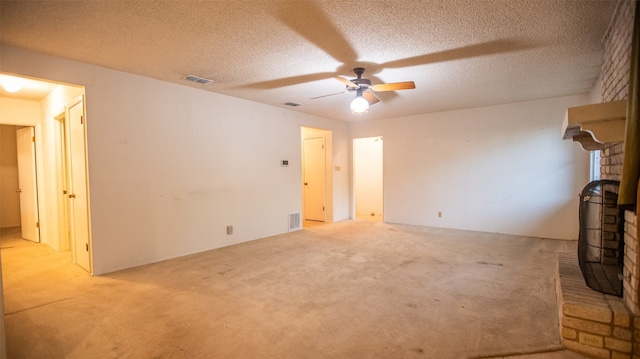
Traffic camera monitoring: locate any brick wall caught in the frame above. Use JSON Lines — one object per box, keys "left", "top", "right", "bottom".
{"left": 600, "top": 0, "right": 635, "bottom": 105}
{"left": 598, "top": 0, "right": 637, "bottom": 315}
{"left": 601, "top": 143, "right": 625, "bottom": 182}
{"left": 600, "top": 0, "right": 634, "bottom": 182}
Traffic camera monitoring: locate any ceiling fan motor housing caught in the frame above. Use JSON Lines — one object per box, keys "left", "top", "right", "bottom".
{"left": 348, "top": 78, "right": 372, "bottom": 91}
{"left": 346, "top": 67, "right": 371, "bottom": 91}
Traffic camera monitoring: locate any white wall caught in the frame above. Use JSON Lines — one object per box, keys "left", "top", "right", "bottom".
{"left": 1, "top": 46, "right": 350, "bottom": 274}
{"left": 350, "top": 95, "right": 591, "bottom": 240}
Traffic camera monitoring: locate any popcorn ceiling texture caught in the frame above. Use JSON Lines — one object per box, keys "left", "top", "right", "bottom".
{"left": 0, "top": 0, "right": 617, "bottom": 122}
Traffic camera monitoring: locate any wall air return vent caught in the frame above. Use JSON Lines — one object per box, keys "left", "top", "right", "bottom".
{"left": 182, "top": 75, "right": 214, "bottom": 85}
{"left": 288, "top": 212, "right": 301, "bottom": 231}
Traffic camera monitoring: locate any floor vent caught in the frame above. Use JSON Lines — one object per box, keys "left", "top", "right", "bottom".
{"left": 289, "top": 212, "right": 301, "bottom": 231}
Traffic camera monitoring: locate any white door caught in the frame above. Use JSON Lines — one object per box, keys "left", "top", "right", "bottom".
{"left": 68, "top": 99, "right": 91, "bottom": 271}
{"left": 303, "top": 137, "right": 326, "bottom": 221}
{"left": 15, "top": 127, "right": 40, "bottom": 242}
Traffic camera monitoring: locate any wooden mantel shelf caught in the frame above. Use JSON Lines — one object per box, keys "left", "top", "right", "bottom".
{"left": 562, "top": 100, "right": 627, "bottom": 150}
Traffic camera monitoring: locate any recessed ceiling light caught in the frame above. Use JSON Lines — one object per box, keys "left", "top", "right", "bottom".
{"left": 1, "top": 75, "right": 24, "bottom": 92}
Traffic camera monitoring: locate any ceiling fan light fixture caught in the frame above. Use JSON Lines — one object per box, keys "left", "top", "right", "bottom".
{"left": 350, "top": 92, "right": 369, "bottom": 115}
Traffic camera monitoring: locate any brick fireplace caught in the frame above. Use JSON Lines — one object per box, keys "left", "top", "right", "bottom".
{"left": 599, "top": 0, "right": 637, "bottom": 315}
{"left": 558, "top": 1, "right": 639, "bottom": 358}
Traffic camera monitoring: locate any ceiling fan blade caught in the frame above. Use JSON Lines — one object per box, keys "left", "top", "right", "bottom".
{"left": 271, "top": 2, "right": 358, "bottom": 65}
{"left": 363, "top": 92, "right": 380, "bottom": 105}
{"left": 370, "top": 82, "right": 416, "bottom": 92}
{"left": 333, "top": 76, "right": 359, "bottom": 89}
{"left": 310, "top": 91, "right": 348, "bottom": 100}
{"left": 381, "top": 39, "right": 535, "bottom": 69}
{"left": 237, "top": 72, "right": 336, "bottom": 89}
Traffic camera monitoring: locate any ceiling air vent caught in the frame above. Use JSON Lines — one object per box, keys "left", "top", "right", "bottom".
{"left": 182, "top": 75, "right": 214, "bottom": 85}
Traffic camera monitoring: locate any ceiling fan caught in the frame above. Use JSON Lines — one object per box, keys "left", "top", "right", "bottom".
{"left": 240, "top": 2, "right": 531, "bottom": 117}
{"left": 313, "top": 67, "right": 416, "bottom": 115}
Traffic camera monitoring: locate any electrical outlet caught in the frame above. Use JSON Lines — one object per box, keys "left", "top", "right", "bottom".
{"left": 226, "top": 225, "right": 233, "bottom": 235}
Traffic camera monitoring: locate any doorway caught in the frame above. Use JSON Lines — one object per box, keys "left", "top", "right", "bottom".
{"left": 301, "top": 127, "right": 333, "bottom": 228}
{"left": 0, "top": 75, "right": 90, "bottom": 272}
{"left": 353, "top": 136, "right": 383, "bottom": 221}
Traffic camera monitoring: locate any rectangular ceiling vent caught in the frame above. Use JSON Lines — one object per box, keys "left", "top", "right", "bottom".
{"left": 182, "top": 75, "right": 214, "bottom": 85}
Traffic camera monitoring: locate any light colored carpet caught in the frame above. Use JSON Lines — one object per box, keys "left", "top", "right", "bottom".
{"left": 2, "top": 220, "right": 578, "bottom": 358}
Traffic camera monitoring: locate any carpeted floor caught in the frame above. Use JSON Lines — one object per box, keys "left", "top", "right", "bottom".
{"left": 1, "top": 220, "right": 586, "bottom": 358}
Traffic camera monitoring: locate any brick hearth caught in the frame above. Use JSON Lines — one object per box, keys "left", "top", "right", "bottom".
{"left": 557, "top": 253, "right": 635, "bottom": 358}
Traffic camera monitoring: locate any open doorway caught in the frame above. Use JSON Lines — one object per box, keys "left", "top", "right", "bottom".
{"left": 0, "top": 74, "right": 91, "bottom": 273}
{"left": 353, "top": 136, "right": 383, "bottom": 221}
{"left": 301, "top": 127, "right": 333, "bottom": 228}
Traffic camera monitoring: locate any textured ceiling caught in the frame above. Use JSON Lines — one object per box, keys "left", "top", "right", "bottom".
{"left": 0, "top": 0, "right": 618, "bottom": 122}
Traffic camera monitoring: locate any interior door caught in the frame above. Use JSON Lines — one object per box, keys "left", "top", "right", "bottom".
{"left": 303, "top": 137, "right": 326, "bottom": 221}
{"left": 68, "top": 99, "right": 91, "bottom": 271}
{"left": 15, "top": 126, "right": 40, "bottom": 242}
